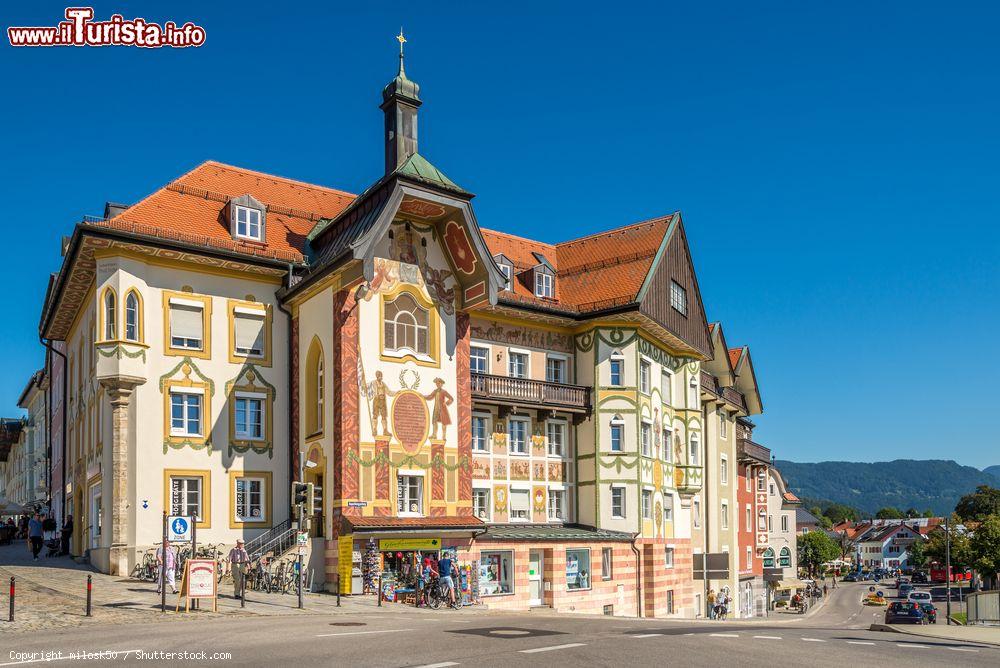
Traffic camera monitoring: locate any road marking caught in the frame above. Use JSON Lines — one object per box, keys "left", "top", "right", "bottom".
{"left": 753, "top": 635, "right": 782, "bottom": 640}
{"left": 683, "top": 632, "right": 696, "bottom": 636}
{"left": 948, "top": 648, "right": 979, "bottom": 653}
{"left": 316, "top": 628, "right": 415, "bottom": 637}
{"left": 846, "top": 641, "right": 875, "bottom": 645}
{"left": 710, "top": 633, "right": 739, "bottom": 638}
{"left": 897, "top": 644, "right": 928, "bottom": 649}
{"left": 631, "top": 633, "right": 663, "bottom": 638}
{"left": 414, "top": 663, "right": 460, "bottom": 668}
{"left": 519, "top": 643, "right": 587, "bottom": 654}
{"left": 801, "top": 638, "right": 825, "bottom": 642}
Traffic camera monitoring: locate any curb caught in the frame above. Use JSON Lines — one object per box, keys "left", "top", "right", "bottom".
{"left": 869, "top": 623, "right": 1000, "bottom": 648}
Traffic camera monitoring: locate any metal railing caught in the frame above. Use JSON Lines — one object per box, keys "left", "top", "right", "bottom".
{"left": 967, "top": 591, "right": 1000, "bottom": 625}
{"left": 471, "top": 372, "right": 591, "bottom": 411}
{"left": 245, "top": 518, "right": 295, "bottom": 561}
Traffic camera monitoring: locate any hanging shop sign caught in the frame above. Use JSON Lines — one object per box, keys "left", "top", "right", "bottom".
{"left": 379, "top": 538, "right": 441, "bottom": 552}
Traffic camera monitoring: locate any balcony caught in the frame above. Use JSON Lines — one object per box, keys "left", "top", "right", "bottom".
{"left": 738, "top": 438, "right": 771, "bottom": 465}
{"left": 471, "top": 372, "right": 592, "bottom": 414}
{"left": 700, "top": 370, "right": 747, "bottom": 412}
{"left": 676, "top": 464, "right": 703, "bottom": 496}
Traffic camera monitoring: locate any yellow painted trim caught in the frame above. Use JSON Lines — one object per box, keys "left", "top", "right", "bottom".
{"left": 122, "top": 287, "right": 145, "bottom": 343}
{"left": 379, "top": 282, "right": 440, "bottom": 368}
{"left": 92, "top": 247, "right": 284, "bottom": 284}
{"left": 98, "top": 285, "right": 118, "bottom": 343}
{"left": 228, "top": 380, "right": 274, "bottom": 455}
{"left": 163, "top": 469, "right": 211, "bottom": 529}
{"left": 226, "top": 298, "right": 273, "bottom": 367}
{"left": 228, "top": 470, "right": 273, "bottom": 529}
{"left": 163, "top": 378, "right": 212, "bottom": 448}
{"left": 94, "top": 339, "right": 150, "bottom": 349}
{"left": 284, "top": 270, "right": 343, "bottom": 307}
{"left": 162, "top": 290, "right": 213, "bottom": 359}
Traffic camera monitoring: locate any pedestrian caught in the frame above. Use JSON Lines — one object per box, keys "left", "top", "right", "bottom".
{"left": 156, "top": 538, "right": 178, "bottom": 594}
{"left": 707, "top": 589, "right": 717, "bottom": 619}
{"left": 823, "top": 584, "right": 828, "bottom": 597}
{"left": 229, "top": 539, "right": 250, "bottom": 598}
{"left": 27, "top": 513, "right": 44, "bottom": 560}
{"left": 60, "top": 514, "right": 73, "bottom": 556}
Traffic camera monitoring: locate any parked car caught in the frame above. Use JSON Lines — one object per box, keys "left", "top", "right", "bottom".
{"left": 898, "top": 583, "right": 914, "bottom": 598}
{"left": 911, "top": 572, "right": 929, "bottom": 584}
{"left": 907, "top": 591, "right": 933, "bottom": 604}
{"left": 842, "top": 573, "right": 859, "bottom": 582}
{"left": 917, "top": 602, "right": 938, "bottom": 623}
{"left": 885, "top": 601, "right": 926, "bottom": 624}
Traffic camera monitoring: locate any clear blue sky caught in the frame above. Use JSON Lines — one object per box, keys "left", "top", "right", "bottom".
{"left": 2, "top": 2, "right": 997, "bottom": 467}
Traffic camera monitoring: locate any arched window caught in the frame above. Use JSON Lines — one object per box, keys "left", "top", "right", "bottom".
{"left": 102, "top": 288, "right": 117, "bottom": 341}
{"left": 757, "top": 507, "right": 767, "bottom": 531}
{"left": 124, "top": 290, "right": 141, "bottom": 342}
{"left": 383, "top": 292, "right": 429, "bottom": 355}
{"left": 762, "top": 547, "right": 775, "bottom": 568}
{"left": 305, "top": 337, "right": 324, "bottom": 435}
{"left": 779, "top": 547, "right": 791, "bottom": 567}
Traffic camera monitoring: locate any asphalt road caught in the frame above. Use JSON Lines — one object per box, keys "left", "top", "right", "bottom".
{"left": 2, "top": 583, "right": 994, "bottom": 667}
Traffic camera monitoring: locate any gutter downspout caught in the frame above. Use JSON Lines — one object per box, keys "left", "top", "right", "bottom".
{"left": 276, "top": 264, "right": 296, "bottom": 522}
{"left": 44, "top": 348, "right": 52, "bottom": 516}
{"left": 630, "top": 532, "right": 642, "bottom": 618}
{"left": 702, "top": 399, "right": 710, "bottom": 619}
{"left": 41, "top": 339, "right": 67, "bottom": 522}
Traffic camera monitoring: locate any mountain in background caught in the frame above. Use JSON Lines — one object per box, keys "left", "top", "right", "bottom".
{"left": 774, "top": 459, "right": 1000, "bottom": 516}
{"left": 984, "top": 465, "right": 1000, "bottom": 479}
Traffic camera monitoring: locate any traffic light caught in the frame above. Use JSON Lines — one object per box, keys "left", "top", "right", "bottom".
{"left": 292, "top": 482, "right": 314, "bottom": 512}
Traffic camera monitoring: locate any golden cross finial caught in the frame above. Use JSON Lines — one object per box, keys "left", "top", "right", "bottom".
{"left": 397, "top": 28, "right": 406, "bottom": 56}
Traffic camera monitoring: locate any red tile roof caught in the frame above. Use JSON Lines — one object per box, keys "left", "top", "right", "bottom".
{"left": 728, "top": 347, "right": 743, "bottom": 369}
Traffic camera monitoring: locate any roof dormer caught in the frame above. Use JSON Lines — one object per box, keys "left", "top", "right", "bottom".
{"left": 227, "top": 194, "right": 267, "bottom": 243}
{"left": 530, "top": 253, "right": 555, "bottom": 299}
{"left": 493, "top": 253, "right": 514, "bottom": 290}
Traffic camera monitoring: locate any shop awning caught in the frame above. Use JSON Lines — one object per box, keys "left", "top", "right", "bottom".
{"left": 479, "top": 523, "right": 636, "bottom": 542}
{"left": 773, "top": 579, "right": 809, "bottom": 590}
{"left": 342, "top": 515, "right": 486, "bottom": 535}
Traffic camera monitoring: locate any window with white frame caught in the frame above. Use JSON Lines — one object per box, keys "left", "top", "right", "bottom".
{"left": 397, "top": 474, "right": 424, "bottom": 515}
{"left": 508, "top": 351, "right": 528, "bottom": 378}
{"left": 688, "top": 375, "right": 699, "bottom": 409}
{"left": 545, "top": 356, "right": 566, "bottom": 384}
{"left": 497, "top": 263, "right": 512, "bottom": 290}
{"left": 548, "top": 489, "right": 566, "bottom": 521}
{"left": 169, "top": 300, "right": 204, "bottom": 350}
{"left": 170, "top": 391, "right": 202, "bottom": 437}
{"left": 104, "top": 291, "right": 116, "bottom": 340}
{"left": 757, "top": 468, "right": 766, "bottom": 492}
{"left": 473, "top": 488, "right": 490, "bottom": 520}
{"left": 693, "top": 499, "right": 701, "bottom": 527}
{"left": 639, "top": 359, "right": 651, "bottom": 394}
{"left": 721, "top": 501, "right": 729, "bottom": 529}
{"left": 769, "top": 482, "right": 776, "bottom": 496}
{"left": 234, "top": 393, "right": 264, "bottom": 440}
{"left": 124, "top": 292, "right": 139, "bottom": 342}
{"left": 781, "top": 514, "right": 789, "bottom": 532}
{"left": 384, "top": 293, "right": 429, "bottom": 356}
{"left": 169, "top": 475, "right": 203, "bottom": 521}
{"left": 689, "top": 433, "right": 700, "bottom": 466}
{"left": 666, "top": 589, "right": 675, "bottom": 613}
{"left": 609, "top": 356, "right": 623, "bottom": 386}
{"left": 779, "top": 547, "right": 791, "bottom": 567}
{"left": 664, "top": 547, "right": 675, "bottom": 568}
{"left": 509, "top": 489, "right": 530, "bottom": 521}
{"left": 670, "top": 280, "right": 688, "bottom": 316}
{"left": 661, "top": 370, "right": 672, "bottom": 405}
{"left": 642, "top": 489, "right": 652, "bottom": 519}
{"left": 609, "top": 417, "right": 624, "bottom": 452}
{"left": 546, "top": 421, "right": 565, "bottom": 457}
{"left": 602, "top": 547, "right": 613, "bottom": 580}
{"left": 470, "top": 346, "right": 489, "bottom": 374}
{"left": 472, "top": 414, "right": 489, "bottom": 452}
{"left": 663, "top": 426, "right": 673, "bottom": 462}
{"left": 611, "top": 486, "right": 626, "bottom": 518}
{"left": 235, "top": 476, "right": 265, "bottom": 522}
{"left": 479, "top": 550, "right": 513, "bottom": 595}
{"left": 758, "top": 508, "right": 767, "bottom": 531}
{"left": 641, "top": 421, "right": 652, "bottom": 457}
{"left": 768, "top": 514, "right": 773, "bottom": 532}
{"left": 745, "top": 506, "right": 752, "bottom": 532}
{"left": 535, "top": 271, "right": 554, "bottom": 298}
{"left": 234, "top": 205, "right": 263, "bottom": 241}
{"left": 719, "top": 412, "right": 728, "bottom": 438}
{"left": 720, "top": 456, "right": 729, "bottom": 485}
{"left": 746, "top": 546, "right": 752, "bottom": 570}
{"left": 663, "top": 494, "right": 673, "bottom": 522}
{"left": 508, "top": 418, "right": 528, "bottom": 454}
{"left": 233, "top": 307, "right": 266, "bottom": 357}
{"left": 566, "top": 548, "right": 591, "bottom": 590}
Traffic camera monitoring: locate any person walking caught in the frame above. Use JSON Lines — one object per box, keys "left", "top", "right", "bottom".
{"left": 823, "top": 584, "right": 829, "bottom": 597}
{"left": 228, "top": 539, "right": 250, "bottom": 598}
{"left": 27, "top": 513, "right": 44, "bottom": 560}
{"left": 707, "top": 589, "right": 717, "bottom": 619}
{"left": 156, "top": 539, "right": 178, "bottom": 594}
{"left": 60, "top": 515, "right": 73, "bottom": 556}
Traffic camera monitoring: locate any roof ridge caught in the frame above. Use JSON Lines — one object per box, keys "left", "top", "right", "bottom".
{"left": 479, "top": 227, "right": 558, "bottom": 250}
{"left": 199, "top": 160, "right": 356, "bottom": 198}
{"left": 555, "top": 213, "right": 677, "bottom": 248}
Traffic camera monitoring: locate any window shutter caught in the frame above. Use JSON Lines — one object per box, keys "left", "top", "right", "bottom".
{"left": 234, "top": 312, "right": 265, "bottom": 354}
{"left": 170, "top": 304, "right": 203, "bottom": 341}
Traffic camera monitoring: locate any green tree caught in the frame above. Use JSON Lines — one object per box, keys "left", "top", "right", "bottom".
{"left": 968, "top": 515, "right": 1000, "bottom": 587}
{"left": 823, "top": 503, "right": 859, "bottom": 524}
{"left": 905, "top": 508, "right": 919, "bottom": 519}
{"left": 798, "top": 531, "right": 840, "bottom": 577}
{"left": 924, "top": 519, "right": 972, "bottom": 571}
{"left": 876, "top": 507, "right": 905, "bottom": 520}
{"left": 922, "top": 509, "right": 935, "bottom": 519}
{"left": 955, "top": 486, "right": 1000, "bottom": 522}
{"left": 907, "top": 537, "right": 927, "bottom": 569}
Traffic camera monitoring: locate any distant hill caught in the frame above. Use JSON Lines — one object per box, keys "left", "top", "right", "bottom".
{"left": 984, "top": 465, "right": 1000, "bottom": 479}
{"left": 774, "top": 459, "right": 1000, "bottom": 516}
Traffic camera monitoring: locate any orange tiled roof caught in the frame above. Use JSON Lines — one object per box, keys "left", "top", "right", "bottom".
{"left": 101, "top": 161, "right": 355, "bottom": 263}
{"left": 481, "top": 215, "right": 674, "bottom": 310}
{"left": 728, "top": 347, "right": 743, "bottom": 369}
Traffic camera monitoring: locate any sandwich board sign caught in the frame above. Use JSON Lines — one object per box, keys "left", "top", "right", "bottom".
{"left": 176, "top": 558, "right": 218, "bottom": 612}
{"left": 167, "top": 515, "right": 193, "bottom": 542}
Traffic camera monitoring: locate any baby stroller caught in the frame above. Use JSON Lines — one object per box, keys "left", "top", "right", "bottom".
{"left": 45, "top": 537, "right": 61, "bottom": 557}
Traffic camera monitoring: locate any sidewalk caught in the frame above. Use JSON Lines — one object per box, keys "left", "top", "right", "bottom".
{"left": 871, "top": 622, "right": 1000, "bottom": 647}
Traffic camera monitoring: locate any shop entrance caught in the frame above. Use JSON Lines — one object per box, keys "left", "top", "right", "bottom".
{"left": 528, "top": 550, "right": 544, "bottom": 606}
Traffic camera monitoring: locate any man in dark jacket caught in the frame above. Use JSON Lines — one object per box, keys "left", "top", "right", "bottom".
{"left": 61, "top": 515, "right": 73, "bottom": 556}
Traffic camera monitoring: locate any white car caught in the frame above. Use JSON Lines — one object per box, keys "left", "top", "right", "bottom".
{"left": 907, "top": 591, "right": 933, "bottom": 604}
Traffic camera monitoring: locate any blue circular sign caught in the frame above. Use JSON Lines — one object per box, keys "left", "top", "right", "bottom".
{"left": 171, "top": 517, "right": 189, "bottom": 535}
{"left": 877, "top": 590, "right": 884, "bottom": 598}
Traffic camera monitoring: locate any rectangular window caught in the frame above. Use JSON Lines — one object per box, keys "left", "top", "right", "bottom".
{"left": 566, "top": 548, "right": 591, "bottom": 590}
{"left": 508, "top": 419, "right": 528, "bottom": 455}
{"left": 721, "top": 501, "right": 729, "bottom": 529}
{"left": 610, "top": 424, "right": 623, "bottom": 452}
{"left": 472, "top": 415, "right": 489, "bottom": 452}
{"left": 661, "top": 370, "right": 672, "bottom": 405}
{"left": 642, "top": 489, "right": 652, "bottom": 519}
{"left": 235, "top": 477, "right": 265, "bottom": 522}
{"left": 781, "top": 515, "right": 789, "bottom": 532}
{"left": 169, "top": 301, "right": 204, "bottom": 350}
{"left": 757, "top": 470, "right": 766, "bottom": 492}
{"left": 663, "top": 494, "right": 673, "bottom": 522}
{"left": 473, "top": 489, "right": 490, "bottom": 520}
{"left": 768, "top": 515, "right": 773, "bottom": 532}
{"left": 688, "top": 377, "right": 699, "bottom": 410}
{"left": 664, "top": 547, "right": 675, "bottom": 569}
{"left": 720, "top": 457, "right": 729, "bottom": 485}
{"left": 233, "top": 308, "right": 265, "bottom": 357}
{"left": 498, "top": 264, "right": 512, "bottom": 290}
{"left": 508, "top": 351, "right": 528, "bottom": 378}
{"left": 693, "top": 499, "right": 701, "bottom": 527}
{"left": 479, "top": 550, "right": 513, "bottom": 595}
{"left": 545, "top": 356, "right": 566, "bottom": 384}
{"left": 769, "top": 483, "right": 776, "bottom": 496}
{"left": 609, "top": 358, "right": 623, "bottom": 386}
{"left": 666, "top": 589, "right": 675, "bottom": 614}
{"left": 641, "top": 422, "right": 651, "bottom": 457}
{"left": 670, "top": 280, "right": 688, "bottom": 316}
{"left": 169, "top": 476, "right": 203, "bottom": 521}
{"left": 602, "top": 547, "right": 613, "bottom": 580}
{"left": 470, "top": 346, "right": 489, "bottom": 374}
{"left": 234, "top": 394, "right": 264, "bottom": 440}
{"left": 546, "top": 421, "right": 565, "bottom": 457}
{"left": 746, "top": 547, "right": 752, "bottom": 570}
{"left": 535, "top": 271, "right": 554, "bottom": 298}
{"left": 663, "top": 428, "right": 672, "bottom": 462}
{"left": 611, "top": 487, "right": 626, "bottom": 519}
{"left": 719, "top": 413, "right": 727, "bottom": 438}
{"left": 170, "top": 392, "right": 202, "bottom": 436}
{"left": 548, "top": 489, "right": 566, "bottom": 521}
{"left": 639, "top": 359, "right": 651, "bottom": 394}
{"left": 745, "top": 506, "right": 752, "bottom": 532}
{"left": 509, "top": 489, "right": 530, "bottom": 521}
{"left": 234, "top": 205, "right": 262, "bottom": 241}
{"left": 397, "top": 474, "right": 423, "bottom": 515}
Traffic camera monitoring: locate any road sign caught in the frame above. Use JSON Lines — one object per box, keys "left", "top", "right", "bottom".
{"left": 877, "top": 590, "right": 884, "bottom": 598}
{"left": 297, "top": 531, "right": 308, "bottom": 546}
{"left": 869, "top": 585, "right": 876, "bottom": 592}
{"left": 167, "top": 515, "right": 193, "bottom": 542}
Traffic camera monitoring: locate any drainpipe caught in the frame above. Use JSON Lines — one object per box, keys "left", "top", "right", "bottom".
{"left": 702, "top": 400, "right": 710, "bottom": 618}
{"left": 630, "top": 532, "right": 642, "bottom": 617}
{"left": 40, "top": 339, "right": 67, "bottom": 522}
{"left": 44, "top": 348, "right": 52, "bottom": 516}
{"left": 276, "top": 264, "right": 296, "bottom": 522}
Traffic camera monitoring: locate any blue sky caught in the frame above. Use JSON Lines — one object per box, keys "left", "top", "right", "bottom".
{"left": 2, "top": 2, "right": 997, "bottom": 467}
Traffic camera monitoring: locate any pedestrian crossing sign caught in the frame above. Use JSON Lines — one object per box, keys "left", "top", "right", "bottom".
{"left": 168, "top": 515, "right": 193, "bottom": 542}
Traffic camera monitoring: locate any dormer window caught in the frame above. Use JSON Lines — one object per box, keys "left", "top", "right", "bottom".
{"left": 535, "top": 272, "right": 554, "bottom": 298}
{"left": 234, "top": 206, "right": 262, "bottom": 241}
{"left": 493, "top": 254, "right": 513, "bottom": 291}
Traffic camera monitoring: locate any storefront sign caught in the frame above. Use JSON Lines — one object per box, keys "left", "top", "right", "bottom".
{"left": 379, "top": 538, "right": 441, "bottom": 552}
{"left": 175, "top": 559, "right": 217, "bottom": 612}
{"left": 338, "top": 535, "right": 353, "bottom": 595}
{"left": 347, "top": 501, "right": 368, "bottom": 508}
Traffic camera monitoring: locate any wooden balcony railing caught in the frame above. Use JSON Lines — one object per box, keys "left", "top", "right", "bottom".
{"left": 738, "top": 438, "right": 771, "bottom": 465}
{"left": 471, "top": 372, "right": 592, "bottom": 413}
{"left": 700, "top": 370, "right": 747, "bottom": 411}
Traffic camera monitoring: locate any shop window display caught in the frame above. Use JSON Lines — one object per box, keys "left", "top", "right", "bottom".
{"left": 479, "top": 550, "right": 513, "bottom": 596}
{"left": 566, "top": 548, "right": 591, "bottom": 590}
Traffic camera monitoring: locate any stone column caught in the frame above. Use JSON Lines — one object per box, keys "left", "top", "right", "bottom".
{"left": 99, "top": 375, "right": 145, "bottom": 576}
